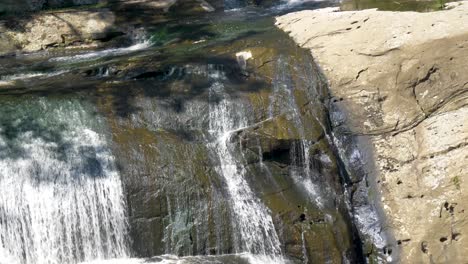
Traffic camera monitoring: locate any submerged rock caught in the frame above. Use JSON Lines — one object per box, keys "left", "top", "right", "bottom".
{"left": 277, "top": 2, "right": 468, "bottom": 263}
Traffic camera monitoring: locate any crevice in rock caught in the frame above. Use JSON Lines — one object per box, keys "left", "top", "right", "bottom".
{"left": 260, "top": 185, "right": 295, "bottom": 198}
{"left": 257, "top": 59, "right": 274, "bottom": 69}
{"left": 302, "top": 28, "right": 349, "bottom": 47}
{"left": 339, "top": 88, "right": 468, "bottom": 137}
{"left": 397, "top": 238, "right": 411, "bottom": 245}
{"left": 355, "top": 67, "right": 368, "bottom": 80}
{"left": 411, "top": 65, "right": 439, "bottom": 113}
{"left": 421, "top": 141, "right": 468, "bottom": 160}
{"left": 356, "top": 47, "right": 400, "bottom": 57}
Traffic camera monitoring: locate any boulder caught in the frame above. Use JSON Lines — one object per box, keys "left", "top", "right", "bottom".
{"left": 2, "top": 9, "right": 121, "bottom": 53}
{"left": 0, "top": 0, "right": 220, "bottom": 55}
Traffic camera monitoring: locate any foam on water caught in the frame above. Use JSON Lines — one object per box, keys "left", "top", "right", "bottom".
{"left": 0, "top": 99, "right": 129, "bottom": 264}
{"left": 78, "top": 253, "right": 286, "bottom": 264}
{"left": 49, "top": 41, "right": 152, "bottom": 63}
{"left": 0, "top": 70, "right": 68, "bottom": 81}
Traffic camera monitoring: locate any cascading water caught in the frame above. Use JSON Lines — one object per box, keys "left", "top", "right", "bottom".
{"left": 208, "top": 82, "right": 283, "bottom": 261}
{"left": 0, "top": 0, "right": 374, "bottom": 261}
{"left": 0, "top": 98, "right": 129, "bottom": 264}
{"left": 268, "top": 56, "right": 326, "bottom": 208}
{"left": 49, "top": 41, "right": 152, "bottom": 63}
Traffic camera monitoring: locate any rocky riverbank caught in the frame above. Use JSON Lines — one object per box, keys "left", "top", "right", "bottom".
{"left": 0, "top": 0, "right": 221, "bottom": 56}
{"left": 277, "top": 2, "right": 468, "bottom": 263}
{"left": 0, "top": 1, "right": 372, "bottom": 262}
{"left": 0, "top": 0, "right": 303, "bottom": 56}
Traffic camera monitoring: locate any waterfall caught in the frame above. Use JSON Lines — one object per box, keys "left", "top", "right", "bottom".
{"left": 269, "top": 56, "right": 325, "bottom": 208}
{"left": 208, "top": 82, "right": 283, "bottom": 260}
{"left": 0, "top": 98, "right": 129, "bottom": 264}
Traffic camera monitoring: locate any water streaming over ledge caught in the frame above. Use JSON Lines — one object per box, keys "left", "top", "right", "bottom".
{"left": 0, "top": 98, "right": 129, "bottom": 264}
{"left": 0, "top": 0, "right": 380, "bottom": 263}
{"left": 208, "top": 81, "right": 283, "bottom": 259}
{"left": 269, "top": 54, "right": 341, "bottom": 210}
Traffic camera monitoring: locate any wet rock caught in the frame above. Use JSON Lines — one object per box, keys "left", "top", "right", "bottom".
{"left": 88, "top": 20, "right": 365, "bottom": 262}
{"left": 277, "top": 2, "right": 468, "bottom": 263}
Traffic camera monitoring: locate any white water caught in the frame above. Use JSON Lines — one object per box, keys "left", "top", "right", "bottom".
{"left": 0, "top": 100, "right": 129, "bottom": 264}
{"left": 276, "top": 0, "right": 325, "bottom": 9}
{"left": 49, "top": 41, "right": 152, "bottom": 63}
{"left": 208, "top": 82, "right": 283, "bottom": 261}
{"left": 269, "top": 56, "right": 324, "bottom": 208}
{"left": 78, "top": 253, "right": 283, "bottom": 264}
{"left": 0, "top": 70, "right": 69, "bottom": 82}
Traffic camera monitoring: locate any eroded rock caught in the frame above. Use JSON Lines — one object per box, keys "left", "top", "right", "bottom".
{"left": 2, "top": 10, "right": 120, "bottom": 53}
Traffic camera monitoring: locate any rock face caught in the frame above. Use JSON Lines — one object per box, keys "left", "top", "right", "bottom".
{"left": 3, "top": 10, "right": 120, "bottom": 53}
{"left": 90, "top": 23, "right": 364, "bottom": 262}
{"left": 0, "top": 11, "right": 366, "bottom": 260}
{"left": 277, "top": 2, "right": 468, "bottom": 263}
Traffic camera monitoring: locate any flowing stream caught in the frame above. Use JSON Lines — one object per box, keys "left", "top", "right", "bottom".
{"left": 0, "top": 0, "right": 378, "bottom": 263}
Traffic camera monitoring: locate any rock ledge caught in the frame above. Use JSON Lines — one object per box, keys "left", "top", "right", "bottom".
{"left": 277, "top": 2, "right": 468, "bottom": 263}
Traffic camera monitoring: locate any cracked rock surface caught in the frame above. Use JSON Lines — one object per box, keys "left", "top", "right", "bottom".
{"left": 277, "top": 2, "right": 468, "bottom": 263}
